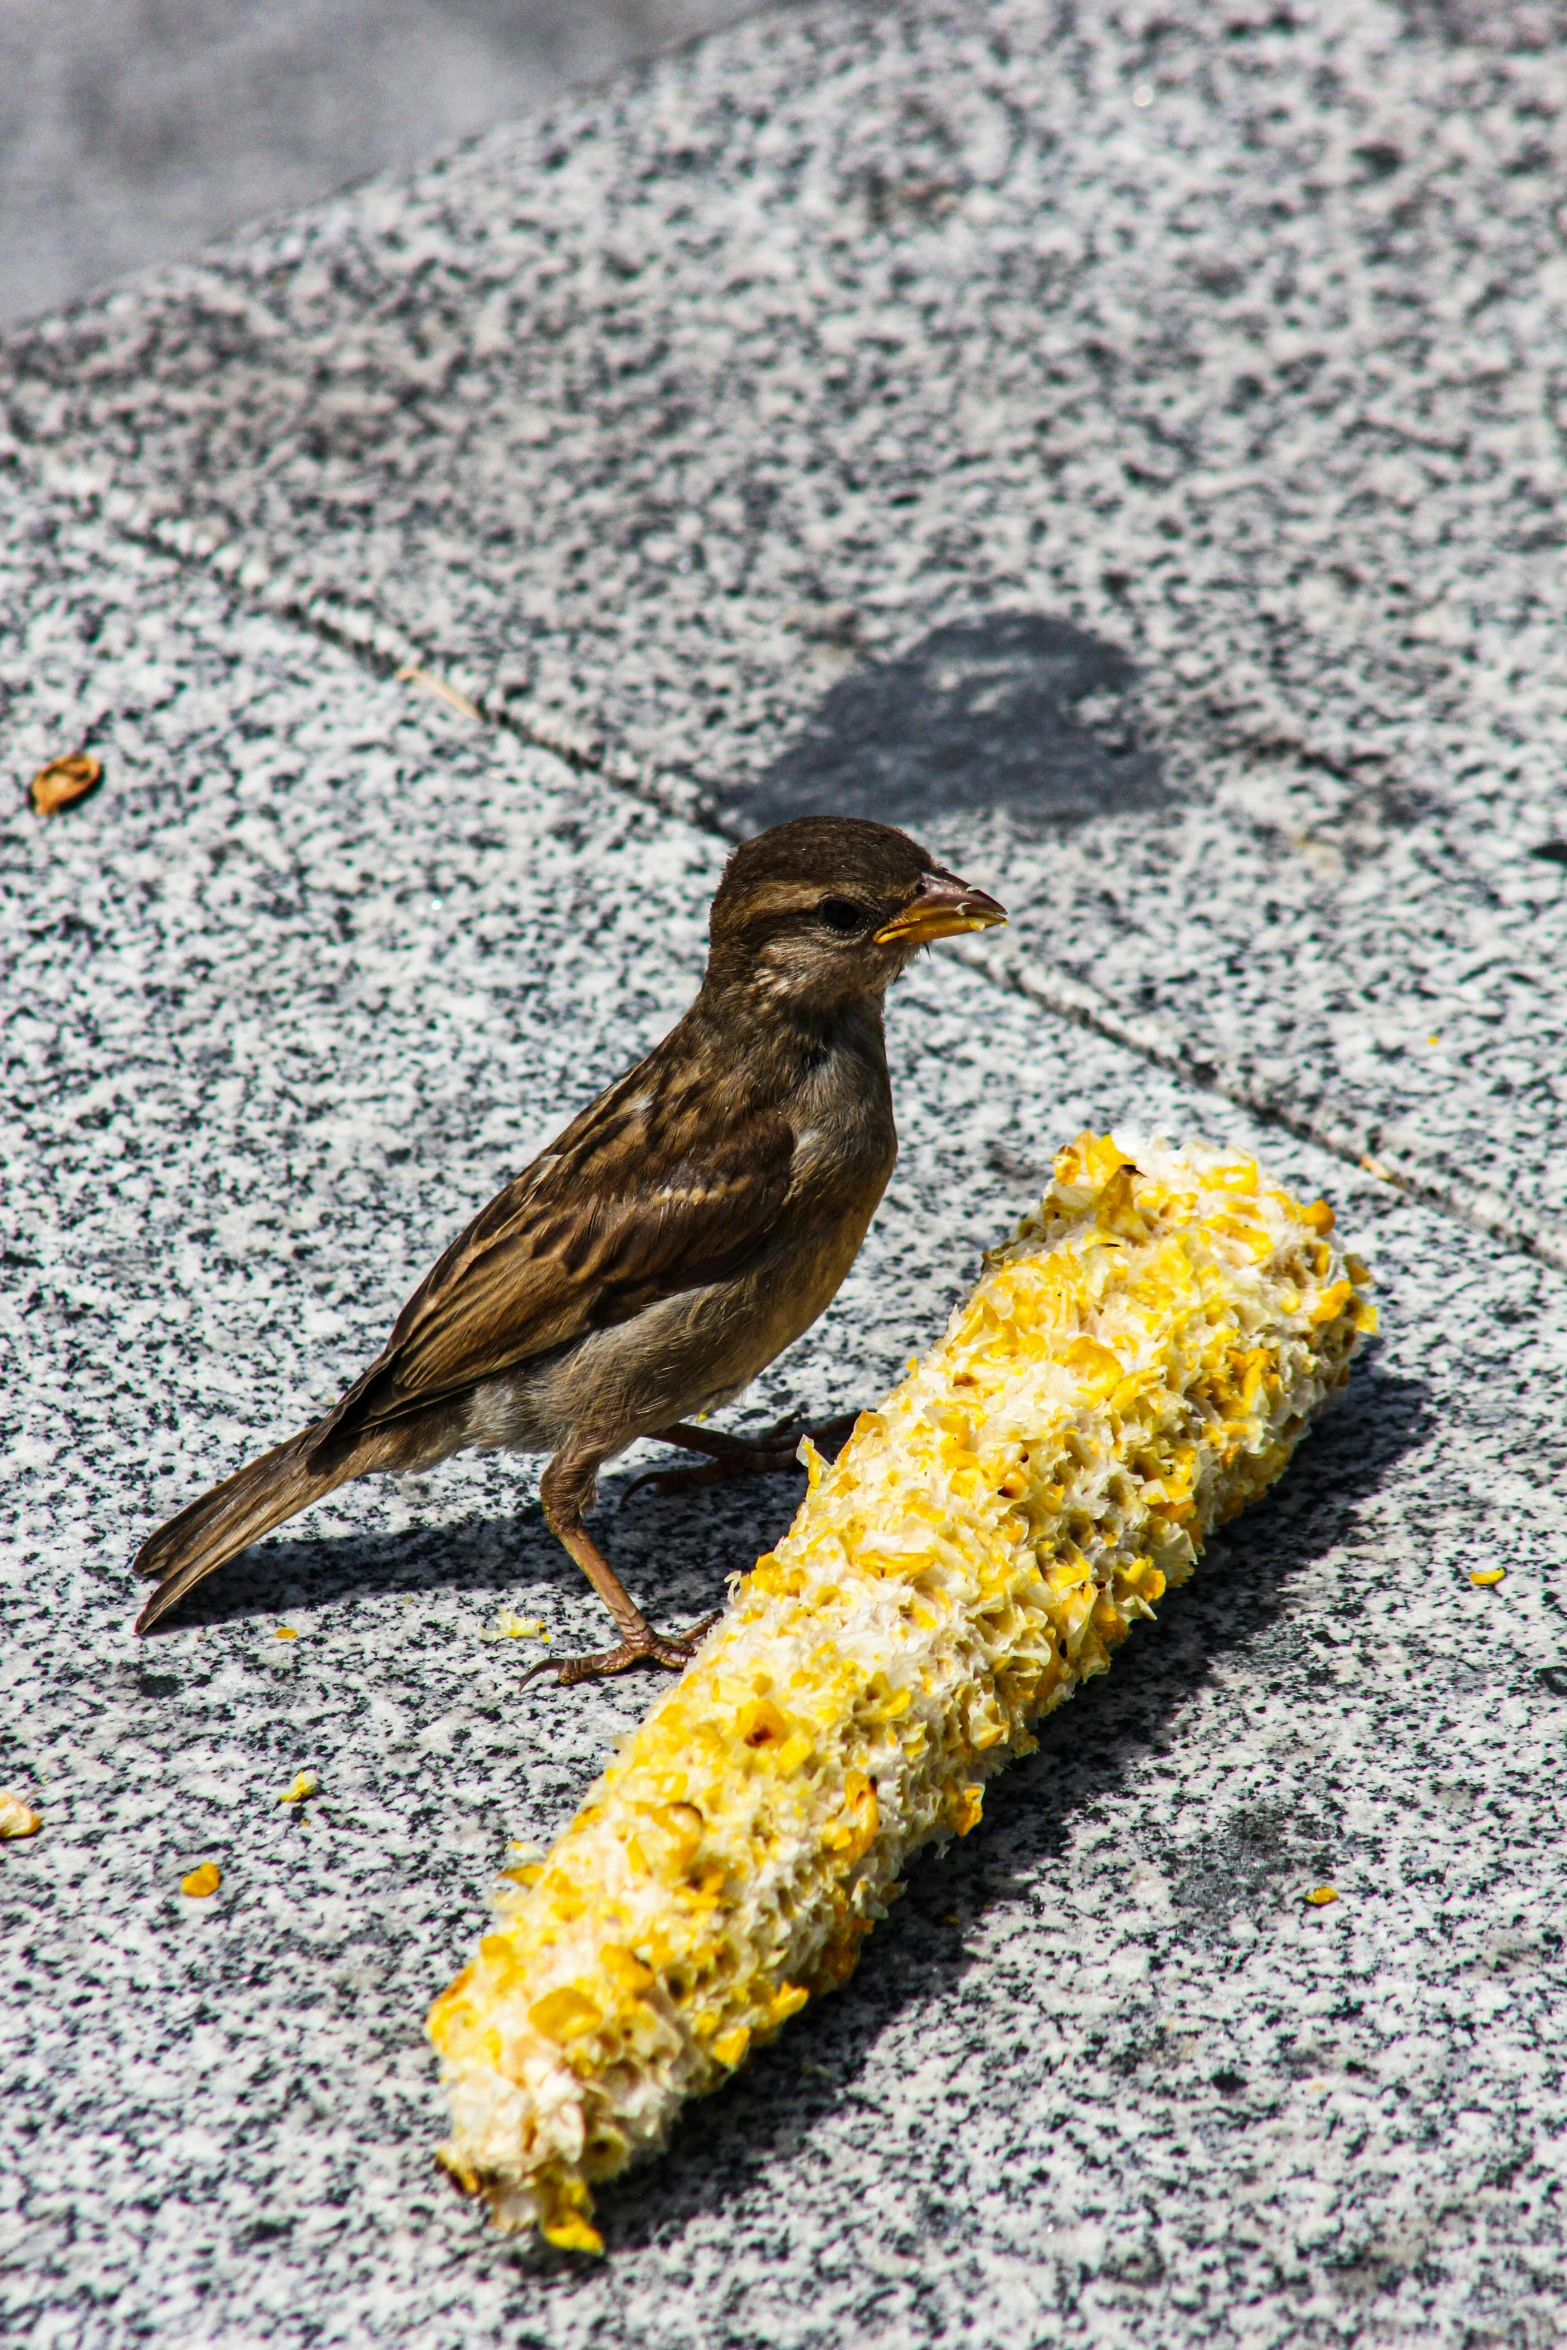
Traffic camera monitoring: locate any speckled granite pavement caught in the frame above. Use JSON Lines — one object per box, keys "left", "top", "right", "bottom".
{"left": 4, "top": 5, "right": 1567, "bottom": 2346}
{"left": 6, "top": 0, "right": 1567, "bottom": 1248}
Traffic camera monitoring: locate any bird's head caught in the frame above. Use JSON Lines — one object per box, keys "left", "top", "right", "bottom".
{"left": 706, "top": 816, "right": 1006, "bottom": 1014}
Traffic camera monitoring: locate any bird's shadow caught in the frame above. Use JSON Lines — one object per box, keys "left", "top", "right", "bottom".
{"left": 134, "top": 1449, "right": 820, "bottom": 1635}
{"left": 523, "top": 1353, "right": 1428, "bottom": 2262}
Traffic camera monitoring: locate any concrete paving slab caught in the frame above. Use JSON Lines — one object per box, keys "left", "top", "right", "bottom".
{"left": 5, "top": 466, "right": 1567, "bottom": 2346}
{"left": 4, "top": 0, "right": 1567, "bottom": 1255}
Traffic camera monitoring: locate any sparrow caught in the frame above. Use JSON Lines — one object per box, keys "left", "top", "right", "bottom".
{"left": 132, "top": 816, "right": 1006, "bottom": 1684}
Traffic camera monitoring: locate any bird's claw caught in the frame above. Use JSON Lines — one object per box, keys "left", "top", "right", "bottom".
{"left": 758, "top": 1408, "right": 861, "bottom": 1454}
{"left": 622, "top": 1412, "right": 861, "bottom": 1505}
{"left": 621, "top": 1449, "right": 797, "bottom": 1504}
{"left": 521, "top": 1611, "right": 724, "bottom": 1691}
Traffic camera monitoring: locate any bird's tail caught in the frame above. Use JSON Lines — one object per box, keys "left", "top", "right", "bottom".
{"left": 132, "top": 1425, "right": 351, "bottom": 1634}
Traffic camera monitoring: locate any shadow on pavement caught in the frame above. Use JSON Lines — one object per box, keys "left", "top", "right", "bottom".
{"left": 131, "top": 1455, "right": 814, "bottom": 1634}
{"left": 726, "top": 610, "right": 1169, "bottom": 836}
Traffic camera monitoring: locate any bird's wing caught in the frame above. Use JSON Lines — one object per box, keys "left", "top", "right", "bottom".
{"left": 318, "top": 1061, "right": 796, "bottom": 1440}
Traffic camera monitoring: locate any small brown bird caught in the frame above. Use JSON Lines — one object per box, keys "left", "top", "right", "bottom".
{"left": 132, "top": 817, "right": 1005, "bottom": 1683}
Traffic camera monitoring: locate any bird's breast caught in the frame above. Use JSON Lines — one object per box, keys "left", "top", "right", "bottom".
{"left": 788, "top": 1038, "right": 896, "bottom": 1197}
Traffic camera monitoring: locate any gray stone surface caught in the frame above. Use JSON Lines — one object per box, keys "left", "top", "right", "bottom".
{"left": 5, "top": 0, "right": 1567, "bottom": 1249}
{"left": 6, "top": 468, "right": 1567, "bottom": 2347}
{"left": 0, "top": 0, "right": 763, "bottom": 327}
{"left": 4, "top": 2, "right": 1567, "bottom": 2343}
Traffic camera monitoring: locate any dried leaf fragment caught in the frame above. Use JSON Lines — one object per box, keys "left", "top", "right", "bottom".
{"left": 28, "top": 752, "right": 102, "bottom": 817}
{"left": 1305, "top": 1885, "right": 1340, "bottom": 1907}
{"left": 182, "top": 1861, "right": 222, "bottom": 1897}
{"left": 279, "top": 1771, "right": 318, "bottom": 1805}
{"left": 0, "top": 1791, "right": 41, "bottom": 1840}
{"left": 275, "top": 1625, "right": 298, "bottom": 1640}
{"left": 1470, "top": 1568, "right": 1506, "bottom": 1589}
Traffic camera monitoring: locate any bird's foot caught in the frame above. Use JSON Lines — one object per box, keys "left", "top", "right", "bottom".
{"left": 623, "top": 1411, "right": 861, "bottom": 1503}
{"left": 520, "top": 1611, "right": 724, "bottom": 1691}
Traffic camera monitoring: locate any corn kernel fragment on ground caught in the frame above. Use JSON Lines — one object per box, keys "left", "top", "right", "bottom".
{"left": 429, "top": 1133, "right": 1374, "bottom": 2247}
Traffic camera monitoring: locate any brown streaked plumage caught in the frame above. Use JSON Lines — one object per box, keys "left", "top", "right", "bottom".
{"left": 132, "top": 817, "right": 1006, "bottom": 1683}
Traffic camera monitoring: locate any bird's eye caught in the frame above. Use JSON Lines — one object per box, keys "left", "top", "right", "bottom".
{"left": 817, "top": 897, "right": 868, "bottom": 936}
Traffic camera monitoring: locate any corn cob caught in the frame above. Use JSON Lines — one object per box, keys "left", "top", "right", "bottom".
{"left": 429, "top": 1132, "right": 1375, "bottom": 2249}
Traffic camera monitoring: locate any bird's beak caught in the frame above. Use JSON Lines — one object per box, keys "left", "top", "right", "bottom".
{"left": 874, "top": 872, "right": 1008, "bottom": 946}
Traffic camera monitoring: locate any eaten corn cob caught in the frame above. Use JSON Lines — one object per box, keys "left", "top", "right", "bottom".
{"left": 429, "top": 1132, "right": 1375, "bottom": 2248}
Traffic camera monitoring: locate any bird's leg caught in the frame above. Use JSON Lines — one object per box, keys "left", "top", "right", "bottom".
{"left": 623, "top": 1411, "right": 862, "bottom": 1503}
{"left": 526, "top": 1451, "right": 721, "bottom": 1690}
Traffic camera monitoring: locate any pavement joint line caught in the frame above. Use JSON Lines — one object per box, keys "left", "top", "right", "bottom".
{"left": 18, "top": 442, "right": 1567, "bottom": 1280}
{"left": 954, "top": 938, "right": 1567, "bottom": 1278}
{"left": 10, "top": 447, "right": 726, "bottom": 826}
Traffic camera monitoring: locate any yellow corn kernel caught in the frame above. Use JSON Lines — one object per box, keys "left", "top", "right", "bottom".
{"left": 528, "top": 1987, "right": 602, "bottom": 2043}
{"left": 599, "top": 1945, "right": 653, "bottom": 1997}
{"left": 429, "top": 1133, "right": 1373, "bottom": 2242}
{"left": 735, "top": 1697, "right": 789, "bottom": 1749}
{"left": 543, "top": 2211, "right": 604, "bottom": 2254}
{"left": 538, "top": 2175, "right": 603, "bottom": 2255}
{"left": 948, "top": 1785, "right": 986, "bottom": 1836}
